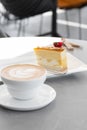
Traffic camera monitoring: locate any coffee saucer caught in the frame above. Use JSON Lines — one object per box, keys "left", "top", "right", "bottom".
{"left": 0, "top": 84, "right": 56, "bottom": 111}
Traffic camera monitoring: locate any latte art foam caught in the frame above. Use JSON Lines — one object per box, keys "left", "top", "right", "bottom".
{"left": 1, "top": 64, "right": 46, "bottom": 81}
{"left": 9, "top": 68, "right": 38, "bottom": 78}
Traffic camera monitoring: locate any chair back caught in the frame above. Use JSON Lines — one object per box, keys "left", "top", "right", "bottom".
{"left": 1, "top": 0, "right": 54, "bottom": 18}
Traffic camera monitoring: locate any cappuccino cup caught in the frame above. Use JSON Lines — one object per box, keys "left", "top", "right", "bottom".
{"left": 1, "top": 64, "right": 47, "bottom": 100}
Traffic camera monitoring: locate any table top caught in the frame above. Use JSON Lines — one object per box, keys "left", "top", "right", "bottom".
{"left": 0, "top": 37, "right": 87, "bottom": 130}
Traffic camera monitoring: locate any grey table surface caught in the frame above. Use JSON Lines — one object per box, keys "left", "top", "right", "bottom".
{"left": 0, "top": 38, "right": 87, "bottom": 130}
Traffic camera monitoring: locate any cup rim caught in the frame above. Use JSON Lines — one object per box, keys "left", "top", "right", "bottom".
{"left": 1, "top": 63, "right": 47, "bottom": 82}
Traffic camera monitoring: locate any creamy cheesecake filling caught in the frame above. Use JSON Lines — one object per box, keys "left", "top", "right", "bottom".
{"left": 34, "top": 47, "right": 67, "bottom": 72}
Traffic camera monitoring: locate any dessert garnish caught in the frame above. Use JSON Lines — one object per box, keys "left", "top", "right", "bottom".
{"left": 62, "top": 38, "right": 74, "bottom": 50}
{"left": 62, "top": 38, "right": 81, "bottom": 50}
{"left": 53, "top": 42, "right": 63, "bottom": 47}
{"left": 53, "top": 38, "right": 81, "bottom": 51}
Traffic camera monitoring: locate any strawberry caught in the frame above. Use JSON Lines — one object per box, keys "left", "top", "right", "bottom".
{"left": 53, "top": 42, "right": 63, "bottom": 47}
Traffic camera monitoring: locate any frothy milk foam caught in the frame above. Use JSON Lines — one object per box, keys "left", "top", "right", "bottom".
{"left": 1, "top": 64, "right": 46, "bottom": 81}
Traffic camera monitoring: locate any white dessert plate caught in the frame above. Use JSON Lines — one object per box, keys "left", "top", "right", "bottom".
{"left": 26, "top": 52, "right": 87, "bottom": 77}
{"left": 0, "top": 84, "right": 56, "bottom": 111}
{"left": 0, "top": 52, "right": 87, "bottom": 78}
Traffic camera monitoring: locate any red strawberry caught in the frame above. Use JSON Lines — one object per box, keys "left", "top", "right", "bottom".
{"left": 53, "top": 42, "right": 63, "bottom": 47}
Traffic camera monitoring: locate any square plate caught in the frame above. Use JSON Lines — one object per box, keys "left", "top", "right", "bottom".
{"left": 0, "top": 51, "right": 87, "bottom": 79}
{"left": 29, "top": 52, "right": 87, "bottom": 78}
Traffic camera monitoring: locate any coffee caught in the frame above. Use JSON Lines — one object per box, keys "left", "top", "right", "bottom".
{"left": 1, "top": 64, "right": 46, "bottom": 81}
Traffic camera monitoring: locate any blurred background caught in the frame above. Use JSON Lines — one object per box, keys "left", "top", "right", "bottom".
{"left": 0, "top": 0, "right": 87, "bottom": 40}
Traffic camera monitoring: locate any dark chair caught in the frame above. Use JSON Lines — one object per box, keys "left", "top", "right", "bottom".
{"left": 0, "top": 0, "right": 60, "bottom": 37}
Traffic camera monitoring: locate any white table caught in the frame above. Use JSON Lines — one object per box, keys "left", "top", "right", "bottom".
{"left": 0, "top": 37, "right": 87, "bottom": 130}
{"left": 0, "top": 37, "right": 62, "bottom": 59}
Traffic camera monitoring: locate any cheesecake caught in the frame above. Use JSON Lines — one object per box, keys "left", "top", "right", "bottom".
{"left": 34, "top": 43, "right": 67, "bottom": 72}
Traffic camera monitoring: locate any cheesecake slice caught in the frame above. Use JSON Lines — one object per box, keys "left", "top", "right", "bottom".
{"left": 34, "top": 45, "right": 67, "bottom": 72}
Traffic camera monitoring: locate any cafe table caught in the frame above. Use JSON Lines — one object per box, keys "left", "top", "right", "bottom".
{"left": 0, "top": 37, "right": 87, "bottom": 130}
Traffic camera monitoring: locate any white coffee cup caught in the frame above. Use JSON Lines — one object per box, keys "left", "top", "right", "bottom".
{"left": 1, "top": 64, "right": 47, "bottom": 100}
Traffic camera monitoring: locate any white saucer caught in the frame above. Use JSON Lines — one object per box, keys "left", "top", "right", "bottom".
{"left": 0, "top": 84, "right": 56, "bottom": 111}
